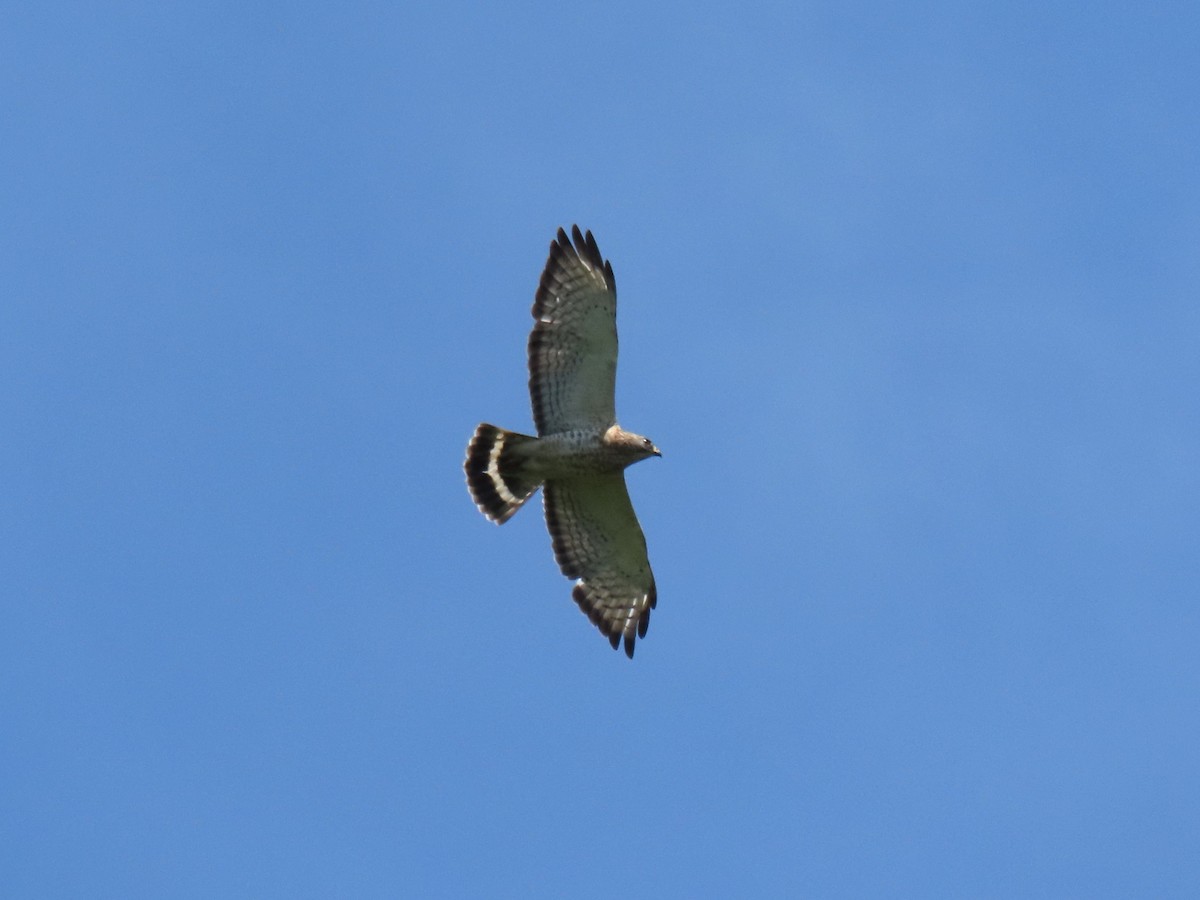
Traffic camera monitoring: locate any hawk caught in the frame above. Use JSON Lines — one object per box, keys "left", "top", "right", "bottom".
{"left": 465, "top": 226, "right": 661, "bottom": 658}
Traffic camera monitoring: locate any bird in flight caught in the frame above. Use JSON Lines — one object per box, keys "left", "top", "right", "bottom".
{"left": 465, "top": 226, "right": 661, "bottom": 658}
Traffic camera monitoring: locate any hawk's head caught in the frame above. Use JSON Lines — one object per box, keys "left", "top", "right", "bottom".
{"left": 605, "top": 425, "right": 662, "bottom": 465}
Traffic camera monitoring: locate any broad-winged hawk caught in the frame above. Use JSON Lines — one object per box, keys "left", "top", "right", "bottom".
{"left": 465, "top": 226, "right": 661, "bottom": 658}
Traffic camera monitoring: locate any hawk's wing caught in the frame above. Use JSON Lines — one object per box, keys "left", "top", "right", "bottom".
{"left": 528, "top": 226, "right": 618, "bottom": 436}
{"left": 543, "top": 474, "right": 656, "bottom": 658}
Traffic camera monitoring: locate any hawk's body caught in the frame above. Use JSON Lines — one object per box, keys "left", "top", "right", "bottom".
{"left": 465, "top": 226, "right": 660, "bottom": 658}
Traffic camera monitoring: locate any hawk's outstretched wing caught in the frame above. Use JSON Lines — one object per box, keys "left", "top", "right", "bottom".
{"left": 543, "top": 474, "right": 656, "bottom": 658}
{"left": 528, "top": 226, "right": 618, "bottom": 436}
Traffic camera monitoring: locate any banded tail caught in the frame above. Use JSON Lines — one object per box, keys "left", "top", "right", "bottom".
{"left": 464, "top": 424, "right": 542, "bottom": 524}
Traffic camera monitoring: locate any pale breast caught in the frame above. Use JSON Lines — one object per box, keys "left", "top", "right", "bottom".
{"left": 527, "top": 430, "right": 630, "bottom": 479}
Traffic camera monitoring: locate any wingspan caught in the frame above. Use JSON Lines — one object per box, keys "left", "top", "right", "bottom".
{"left": 543, "top": 474, "right": 656, "bottom": 658}
{"left": 528, "top": 226, "right": 619, "bottom": 436}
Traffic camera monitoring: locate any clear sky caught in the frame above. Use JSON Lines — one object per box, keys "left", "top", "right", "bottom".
{"left": 4, "top": 2, "right": 1199, "bottom": 897}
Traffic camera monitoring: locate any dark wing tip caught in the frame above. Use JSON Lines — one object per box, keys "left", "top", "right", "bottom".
{"left": 583, "top": 230, "right": 601, "bottom": 265}
{"left": 569, "top": 581, "right": 653, "bottom": 661}
{"left": 560, "top": 224, "right": 616, "bottom": 295}
{"left": 568, "top": 224, "right": 600, "bottom": 267}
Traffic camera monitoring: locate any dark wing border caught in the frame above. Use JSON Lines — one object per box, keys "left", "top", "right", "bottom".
{"left": 528, "top": 226, "right": 618, "bottom": 435}
{"left": 543, "top": 475, "right": 656, "bottom": 659}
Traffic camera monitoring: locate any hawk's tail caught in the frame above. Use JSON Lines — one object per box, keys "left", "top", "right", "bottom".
{"left": 464, "top": 424, "right": 542, "bottom": 524}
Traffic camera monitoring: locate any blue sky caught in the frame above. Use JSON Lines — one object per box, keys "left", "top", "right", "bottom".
{"left": 4, "top": 2, "right": 1199, "bottom": 896}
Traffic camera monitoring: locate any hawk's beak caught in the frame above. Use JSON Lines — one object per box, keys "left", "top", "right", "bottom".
{"left": 652, "top": 446, "right": 662, "bottom": 458}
